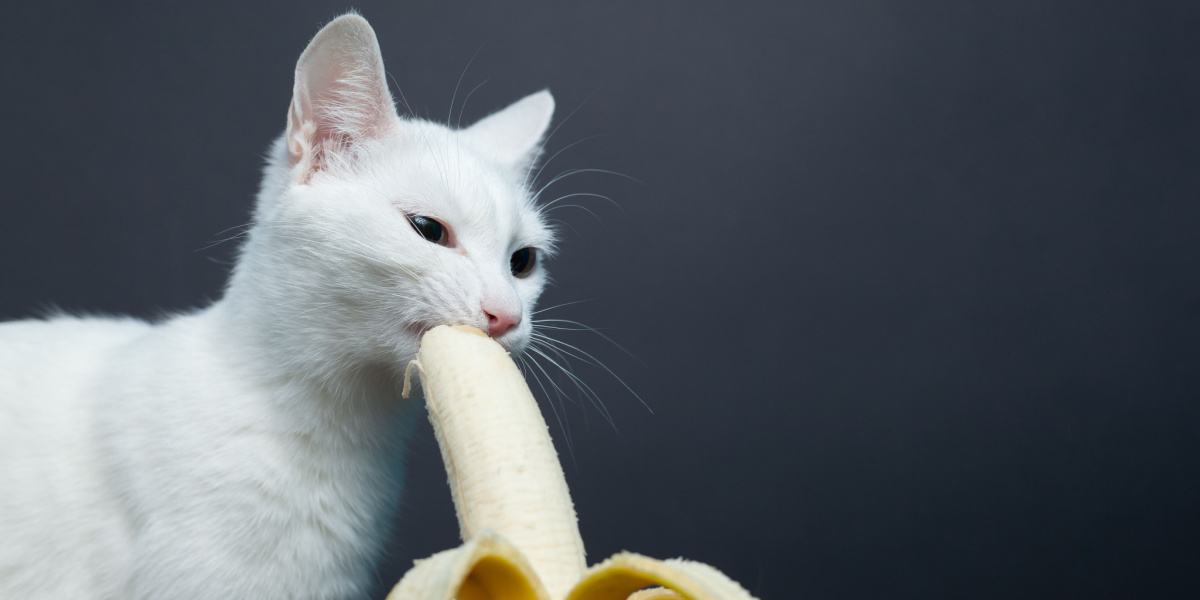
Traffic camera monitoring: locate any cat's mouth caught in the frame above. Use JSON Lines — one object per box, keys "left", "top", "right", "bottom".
{"left": 406, "top": 320, "right": 481, "bottom": 338}
{"left": 406, "top": 321, "right": 436, "bottom": 337}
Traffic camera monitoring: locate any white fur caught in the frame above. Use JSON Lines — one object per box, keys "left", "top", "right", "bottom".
{"left": 0, "top": 13, "right": 555, "bottom": 599}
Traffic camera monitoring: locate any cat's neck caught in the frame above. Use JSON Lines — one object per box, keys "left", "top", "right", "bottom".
{"left": 207, "top": 271, "right": 411, "bottom": 441}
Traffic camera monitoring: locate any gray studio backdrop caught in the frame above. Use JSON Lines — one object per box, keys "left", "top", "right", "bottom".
{"left": 2, "top": 1, "right": 1198, "bottom": 598}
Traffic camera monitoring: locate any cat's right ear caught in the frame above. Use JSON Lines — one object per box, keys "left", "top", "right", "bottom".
{"left": 286, "top": 14, "right": 396, "bottom": 183}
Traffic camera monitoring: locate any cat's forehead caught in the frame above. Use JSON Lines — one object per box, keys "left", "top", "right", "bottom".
{"left": 370, "top": 120, "right": 550, "bottom": 248}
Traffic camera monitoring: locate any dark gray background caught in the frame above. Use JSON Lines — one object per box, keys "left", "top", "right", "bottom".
{"left": 2, "top": 1, "right": 1198, "bottom": 598}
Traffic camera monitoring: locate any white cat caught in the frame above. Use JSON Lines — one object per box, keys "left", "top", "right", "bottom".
{"left": 0, "top": 13, "right": 556, "bottom": 599}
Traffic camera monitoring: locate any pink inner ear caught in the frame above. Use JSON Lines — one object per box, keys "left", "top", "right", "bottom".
{"left": 287, "top": 75, "right": 395, "bottom": 181}
{"left": 285, "top": 16, "right": 396, "bottom": 182}
{"left": 286, "top": 102, "right": 316, "bottom": 173}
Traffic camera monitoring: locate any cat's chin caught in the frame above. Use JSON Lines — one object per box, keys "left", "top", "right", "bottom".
{"left": 496, "top": 334, "right": 529, "bottom": 356}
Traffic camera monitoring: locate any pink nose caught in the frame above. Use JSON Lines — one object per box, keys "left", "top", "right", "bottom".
{"left": 483, "top": 306, "right": 520, "bottom": 338}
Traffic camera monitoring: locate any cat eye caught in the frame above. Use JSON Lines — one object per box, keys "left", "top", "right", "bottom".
{"left": 510, "top": 247, "right": 537, "bottom": 278}
{"left": 407, "top": 215, "right": 449, "bottom": 246}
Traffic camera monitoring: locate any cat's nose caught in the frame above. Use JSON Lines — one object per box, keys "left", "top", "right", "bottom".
{"left": 483, "top": 305, "right": 520, "bottom": 338}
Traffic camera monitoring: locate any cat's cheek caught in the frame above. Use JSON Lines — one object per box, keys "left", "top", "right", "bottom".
{"left": 389, "top": 332, "right": 423, "bottom": 365}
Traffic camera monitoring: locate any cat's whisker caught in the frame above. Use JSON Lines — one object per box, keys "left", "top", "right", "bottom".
{"left": 456, "top": 78, "right": 489, "bottom": 129}
{"left": 524, "top": 344, "right": 591, "bottom": 420}
{"left": 385, "top": 71, "right": 419, "bottom": 119}
{"left": 206, "top": 221, "right": 255, "bottom": 238}
{"left": 516, "top": 352, "right": 576, "bottom": 463}
{"left": 526, "top": 344, "right": 604, "bottom": 435}
{"left": 195, "top": 230, "right": 251, "bottom": 252}
{"left": 540, "top": 192, "right": 619, "bottom": 212}
{"left": 529, "top": 323, "right": 588, "bottom": 331}
{"left": 447, "top": 44, "right": 486, "bottom": 128}
{"left": 522, "top": 91, "right": 596, "bottom": 189}
{"left": 531, "top": 167, "right": 639, "bottom": 206}
{"left": 527, "top": 342, "right": 605, "bottom": 429}
{"left": 528, "top": 338, "right": 590, "bottom": 396}
{"left": 532, "top": 317, "right": 640, "bottom": 362}
{"left": 526, "top": 344, "right": 616, "bottom": 431}
{"left": 525, "top": 133, "right": 604, "bottom": 192}
{"left": 544, "top": 203, "right": 600, "bottom": 220}
{"left": 195, "top": 222, "right": 255, "bottom": 252}
{"left": 529, "top": 330, "right": 644, "bottom": 403}
{"left": 533, "top": 299, "right": 592, "bottom": 315}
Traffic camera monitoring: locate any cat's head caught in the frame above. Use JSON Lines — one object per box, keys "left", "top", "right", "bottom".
{"left": 242, "top": 14, "right": 554, "bottom": 372}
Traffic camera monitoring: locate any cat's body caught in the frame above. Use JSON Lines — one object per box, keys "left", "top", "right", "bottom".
{"left": 0, "top": 14, "right": 556, "bottom": 599}
{"left": 0, "top": 310, "right": 407, "bottom": 598}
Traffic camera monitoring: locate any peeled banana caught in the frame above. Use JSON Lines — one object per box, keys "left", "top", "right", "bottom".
{"left": 389, "top": 325, "right": 757, "bottom": 600}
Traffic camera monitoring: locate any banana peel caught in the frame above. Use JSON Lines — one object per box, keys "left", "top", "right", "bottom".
{"left": 391, "top": 326, "right": 758, "bottom": 600}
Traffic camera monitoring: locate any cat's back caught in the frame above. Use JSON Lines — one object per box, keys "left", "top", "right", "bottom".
{"left": 0, "top": 315, "right": 151, "bottom": 410}
{"left": 0, "top": 314, "right": 151, "bottom": 471}
{"left": 0, "top": 315, "right": 149, "bottom": 598}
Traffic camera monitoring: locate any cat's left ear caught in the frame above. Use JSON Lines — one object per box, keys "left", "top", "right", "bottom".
{"left": 462, "top": 90, "right": 555, "bottom": 173}
{"left": 286, "top": 14, "right": 396, "bottom": 182}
